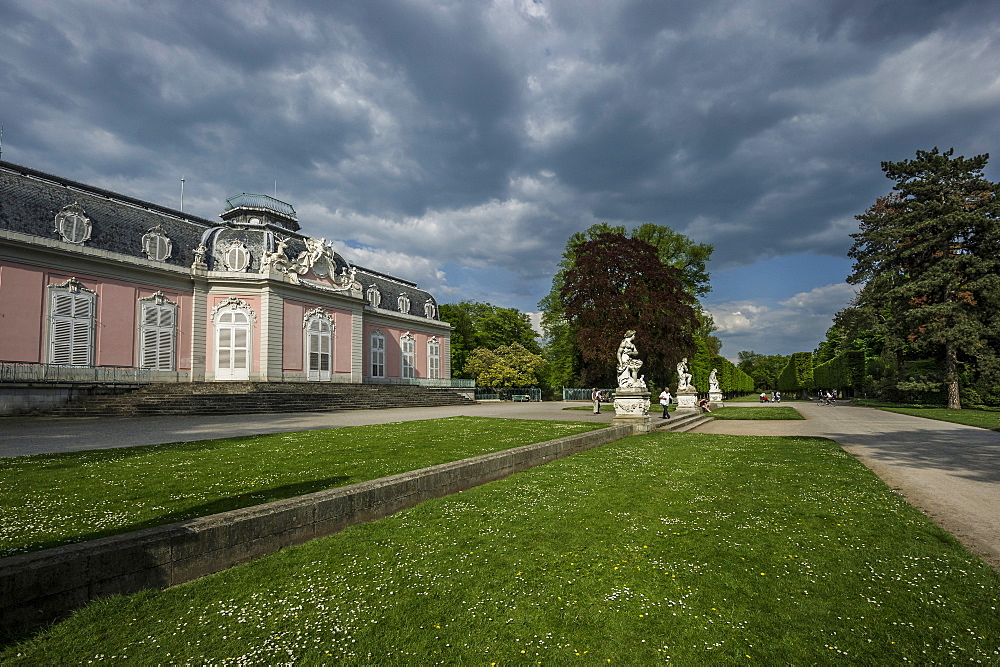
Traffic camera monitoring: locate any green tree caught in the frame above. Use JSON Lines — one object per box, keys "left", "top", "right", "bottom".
{"left": 540, "top": 223, "right": 712, "bottom": 387}
{"left": 439, "top": 302, "right": 541, "bottom": 378}
{"left": 736, "top": 351, "right": 789, "bottom": 391}
{"left": 849, "top": 148, "right": 1000, "bottom": 408}
{"left": 463, "top": 343, "right": 546, "bottom": 388}
{"left": 559, "top": 233, "right": 698, "bottom": 386}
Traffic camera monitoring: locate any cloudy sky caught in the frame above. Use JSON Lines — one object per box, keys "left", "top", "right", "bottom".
{"left": 2, "top": 0, "right": 999, "bottom": 358}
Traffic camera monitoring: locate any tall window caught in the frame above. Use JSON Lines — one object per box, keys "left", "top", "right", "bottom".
{"left": 304, "top": 309, "right": 333, "bottom": 381}
{"left": 397, "top": 293, "right": 410, "bottom": 313}
{"left": 48, "top": 279, "right": 95, "bottom": 366}
{"left": 370, "top": 329, "right": 385, "bottom": 377}
{"left": 139, "top": 295, "right": 177, "bottom": 370}
{"left": 427, "top": 337, "right": 440, "bottom": 379}
{"left": 401, "top": 332, "right": 416, "bottom": 379}
{"left": 212, "top": 297, "right": 255, "bottom": 381}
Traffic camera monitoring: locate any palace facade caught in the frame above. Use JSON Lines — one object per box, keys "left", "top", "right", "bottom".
{"left": 0, "top": 161, "right": 453, "bottom": 400}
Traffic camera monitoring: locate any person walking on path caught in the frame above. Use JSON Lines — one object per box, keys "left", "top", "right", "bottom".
{"left": 659, "top": 387, "right": 672, "bottom": 419}
{"left": 592, "top": 387, "right": 602, "bottom": 414}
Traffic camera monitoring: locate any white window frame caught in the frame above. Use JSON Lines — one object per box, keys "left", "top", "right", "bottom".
{"left": 138, "top": 292, "right": 177, "bottom": 370}
{"left": 370, "top": 329, "right": 385, "bottom": 378}
{"left": 401, "top": 332, "right": 416, "bottom": 379}
{"left": 47, "top": 278, "right": 96, "bottom": 366}
{"left": 427, "top": 336, "right": 440, "bottom": 379}
{"left": 424, "top": 299, "right": 437, "bottom": 319}
{"left": 53, "top": 202, "right": 92, "bottom": 245}
{"left": 211, "top": 296, "right": 256, "bottom": 381}
{"left": 142, "top": 226, "right": 173, "bottom": 262}
{"left": 366, "top": 284, "right": 381, "bottom": 308}
{"left": 304, "top": 308, "right": 334, "bottom": 381}
{"left": 397, "top": 293, "right": 410, "bottom": 313}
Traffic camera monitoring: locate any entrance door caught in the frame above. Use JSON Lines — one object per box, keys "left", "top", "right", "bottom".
{"left": 306, "top": 317, "right": 332, "bottom": 381}
{"left": 215, "top": 309, "right": 251, "bottom": 381}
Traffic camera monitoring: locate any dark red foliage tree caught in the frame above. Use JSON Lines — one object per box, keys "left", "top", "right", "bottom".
{"left": 560, "top": 233, "right": 698, "bottom": 386}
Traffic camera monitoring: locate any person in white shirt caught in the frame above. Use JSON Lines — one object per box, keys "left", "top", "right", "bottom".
{"left": 659, "top": 387, "right": 672, "bottom": 419}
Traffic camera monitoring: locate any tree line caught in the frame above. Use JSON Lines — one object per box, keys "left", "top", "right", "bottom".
{"left": 442, "top": 223, "right": 753, "bottom": 397}
{"left": 440, "top": 146, "right": 999, "bottom": 409}
{"left": 759, "top": 147, "right": 1000, "bottom": 408}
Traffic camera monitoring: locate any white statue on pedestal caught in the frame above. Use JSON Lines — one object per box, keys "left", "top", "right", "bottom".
{"left": 616, "top": 330, "right": 647, "bottom": 390}
{"left": 709, "top": 368, "right": 720, "bottom": 393}
{"left": 676, "top": 357, "right": 694, "bottom": 392}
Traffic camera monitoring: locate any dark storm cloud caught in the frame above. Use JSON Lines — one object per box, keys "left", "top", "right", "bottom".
{"left": 2, "top": 0, "right": 999, "bottom": 356}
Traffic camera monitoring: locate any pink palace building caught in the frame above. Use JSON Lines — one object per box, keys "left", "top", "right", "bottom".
{"left": 0, "top": 160, "right": 455, "bottom": 413}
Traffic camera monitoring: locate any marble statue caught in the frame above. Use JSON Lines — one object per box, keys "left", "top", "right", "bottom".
{"left": 709, "top": 368, "right": 720, "bottom": 393}
{"left": 616, "top": 330, "right": 647, "bottom": 390}
{"left": 676, "top": 357, "right": 694, "bottom": 392}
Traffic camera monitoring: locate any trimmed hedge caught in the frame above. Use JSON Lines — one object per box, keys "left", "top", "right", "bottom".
{"left": 777, "top": 352, "right": 813, "bottom": 394}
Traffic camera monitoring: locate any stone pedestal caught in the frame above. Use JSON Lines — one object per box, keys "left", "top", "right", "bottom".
{"left": 675, "top": 390, "right": 698, "bottom": 412}
{"left": 613, "top": 389, "right": 652, "bottom": 434}
{"left": 709, "top": 391, "right": 724, "bottom": 407}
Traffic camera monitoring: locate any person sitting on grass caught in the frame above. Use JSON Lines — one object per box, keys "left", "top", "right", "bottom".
{"left": 697, "top": 397, "right": 713, "bottom": 413}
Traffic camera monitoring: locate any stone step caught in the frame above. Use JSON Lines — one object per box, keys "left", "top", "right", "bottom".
{"left": 654, "top": 411, "right": 713, "bottom": 432}
{"left": 45, "top": 382, "right": 475, "bottom": 417}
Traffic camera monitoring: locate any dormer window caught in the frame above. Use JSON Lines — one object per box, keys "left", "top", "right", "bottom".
{"left": 54, "top": 202, "right": 92, "bottom": 245}
{"left": 142, "top": 225, "right": 173, "bottom": 261}
{"left": 222, "top": 240, "right": 250, "bottom": 272}
{"left": 366, "top": 284, "right": 382, "bottom": 308}
{"left": 424, "top": 300, "right": 436, "bottom": 319}
{"left": 398, "top": 293, "right": 410, "bottom": 313}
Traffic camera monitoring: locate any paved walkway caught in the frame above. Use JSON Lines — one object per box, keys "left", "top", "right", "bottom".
{"left": 3, "top": 400, "right": 998, "bottom": 568}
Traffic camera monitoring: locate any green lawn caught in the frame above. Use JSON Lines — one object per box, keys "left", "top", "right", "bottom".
{"left": 710, "top": 406, "right": 804, "bottom": 420}
{"left": 4, "top": 431, "right": 998, "bottom": 663}
{"left": 879, "top": 407, "right": 1000, "bottom": 431}
{"left": 0, "top": 417, "right": 604, "bottom": 558}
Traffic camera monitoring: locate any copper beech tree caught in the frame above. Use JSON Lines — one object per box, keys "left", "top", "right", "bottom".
{"left": 559, "top": 233, "right": 698, "bottom": 386}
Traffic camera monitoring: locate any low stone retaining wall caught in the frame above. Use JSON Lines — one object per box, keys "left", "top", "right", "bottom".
{"left": 0, "top": 424, "right": 631, "bottom": 635}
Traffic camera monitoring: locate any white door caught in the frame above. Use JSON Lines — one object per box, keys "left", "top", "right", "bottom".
{"left": 215, "top": 309, "right": 251, "bottom": 381}
{"left": 306, "top": 317, "right": 332, "bottom": 381}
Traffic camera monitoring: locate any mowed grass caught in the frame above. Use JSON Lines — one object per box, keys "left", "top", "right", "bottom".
{"left": 4, "top": 432, "right": 998, "bottom": 663}
{"left": 0, "top": 417, "right": 604, "bottom": 558}
{"left": 710, "top": 406, "right": 804, "bottom": 420}
{"left": 879, "top": 407, "right": 1000, "bottom": 431}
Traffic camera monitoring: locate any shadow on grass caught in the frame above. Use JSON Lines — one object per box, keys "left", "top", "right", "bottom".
{"left": 20, "top": 475, "right": 351, "bottom": 555}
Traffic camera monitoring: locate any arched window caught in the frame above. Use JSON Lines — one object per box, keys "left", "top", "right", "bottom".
{"left": 139, "top": 293, "right": 177, "bottom": 370}
{"left": 212, "top": 297, "right": 256, "bottom": 381}
{"left": 424, "top": 299, "right": 437, "bottom": 319}
{"left": 48, "top": 278, "right": 96, "bottom": 366}
{"left": 427, "top": 337, "right": 440, "bottom": 380}
{"left": 370, "top": 329, "right": 385, "bottom": 378}
{"left": 401, "top": 332, "right": 416, "bottom": 379}
{"left": 397, "top": 293, "right": 410, "bottom": 313}
{"left": 304, "top": 309, "right": 334, "bottom": 381}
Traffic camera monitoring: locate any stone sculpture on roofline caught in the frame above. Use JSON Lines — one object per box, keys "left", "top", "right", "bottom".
{"left": 612, "top": 330, "right": 653, "bottom": 433}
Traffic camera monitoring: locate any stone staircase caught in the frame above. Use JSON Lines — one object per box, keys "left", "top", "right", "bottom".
{"left": 44, "top": 382, "right": 476, "bottom": 417}
{"left": 654, "top": 410, "right": 713, "bottom": 432}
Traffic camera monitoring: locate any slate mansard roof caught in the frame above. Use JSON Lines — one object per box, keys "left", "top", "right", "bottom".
{"left": 0, "top": 160, "right": 439, "bottom": 319}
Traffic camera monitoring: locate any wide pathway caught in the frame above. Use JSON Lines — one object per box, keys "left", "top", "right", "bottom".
{"left": 698, "top": 400, "right": 1000, "bottom": 569}
{"left": 3, "top": 399, "right": 998, "bottom": 568}
{"left": 0, "top": 401, "right": 614, "bottom": 458}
